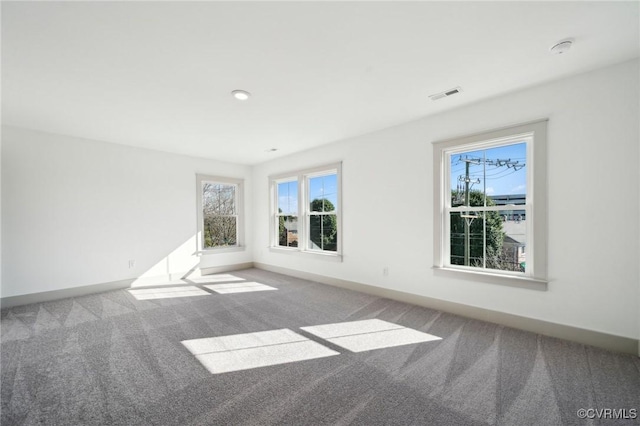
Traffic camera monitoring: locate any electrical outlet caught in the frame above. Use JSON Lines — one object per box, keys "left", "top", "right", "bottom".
{"left": 383, "top": 267, "right": 389, "bottom": 277}
{"left": 128, "top": 259, "right": 136, "bottom": 268}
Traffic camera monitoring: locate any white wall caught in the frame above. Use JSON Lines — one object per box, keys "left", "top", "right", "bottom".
{"left": 1, "top": 127, "right": 253, "bottom": 298}
{"left": 0, "top": 129, "right": 2, "bottom": 298}
{"left": 2, "top": 60, "right": 638, "bottom": 341}
{"left": 253, "top": 59, "right": 640, "bottom": 340}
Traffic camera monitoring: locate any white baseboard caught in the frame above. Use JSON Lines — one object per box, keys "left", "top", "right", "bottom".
{"left": 254, "top": 262, "right": 639, "bottom": 356}
{"left": 3, "top": 261, "right": 637, "bottom": 356}
{"left": 0, "top": 262, "right": 254, "bottom": 309}
{"left": 0, "top": 278, "right": 137, "bottom": 309}
{"left": 200, "top": 262, "right": 254, "bottom": 276}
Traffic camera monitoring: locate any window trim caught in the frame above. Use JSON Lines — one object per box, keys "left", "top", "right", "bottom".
{"left": 269, "top": 162, "right": 342, "bottom": 261}
{"left": 196, "top": 174, "right": 245, "bottom": 254}
{"left": 432, "top": 119, "right": 548, "bottom": 288}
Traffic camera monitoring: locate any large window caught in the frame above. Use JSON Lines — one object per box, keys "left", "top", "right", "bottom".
{"left": 197, "top": 175, "right": 244, "bottom": 252}
{"left": 433, "top": 120, "right": 547, "bottom": 285}
{"left": 307, "top": 172, "right": 339, "bottom": 252}
{"left": 271, "top": 163, "right": 341, "bottom": 258}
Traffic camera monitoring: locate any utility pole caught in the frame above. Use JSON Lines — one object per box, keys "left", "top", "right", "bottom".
{"left": 464, "top": 160, "right": 471, "bottom": 266}
{"left": 464, "top": 160, "right": 473, "bottom": 266}
{"left": 461, "top": 157, "right": 480, "bottom": 266}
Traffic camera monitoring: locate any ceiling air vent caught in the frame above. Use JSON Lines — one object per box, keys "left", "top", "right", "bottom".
{"left": 429, "top": 86, "right": 462, "bottom": 101}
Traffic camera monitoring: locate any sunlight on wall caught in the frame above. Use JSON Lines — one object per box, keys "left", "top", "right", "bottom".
{"left": 182, "top": 329, "right": 339, "bottom": 374}
{"left": 301, "top": 319, "right": 441, "bottom": 352}
{"left": 130, "top": 236, "right": 200, "bottom": 288}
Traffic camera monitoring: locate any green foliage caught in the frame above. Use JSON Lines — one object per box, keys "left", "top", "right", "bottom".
{"left": 309, "top": 199, "right": 337, "bottom": 251}
{"left": 278, "top": 209, "right": 286, "bottom": 246}
{"left": 450, "top": 190, "right": 505, "bottom": 268}
{"left": 278, "top": 208, "right": 298, "bottom": 247}
{"left": 202, "top": 183, "right": 237, "bottom": 248}
{"left": 203, "top": 216, "right": 237, "bottom": 247}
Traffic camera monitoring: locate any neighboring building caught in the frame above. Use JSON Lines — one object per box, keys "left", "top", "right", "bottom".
{"left": 283, "top": 218, "right": 298, "bottom": 246}
{"left": 502, "top": 235, "right": 526, "bottom": 270}
{"left": 501, "top": 212, "right": 526, "bottom": 270}
{"left": 489, "top": 194, "right": 526, "bottom": 220}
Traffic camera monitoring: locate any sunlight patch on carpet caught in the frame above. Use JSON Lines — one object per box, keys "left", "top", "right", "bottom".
{"left": 301, "top": 319, "right": 441, "bottom": 352}
{"left": 187, "top": 274, "right": 246, "bottom": 284}
{"left": 203, "top": 282, "right": 277, "bottom": 294}
{"left": 182, "top": 329, "right": 339, "bottom": 374}
{"left": 128, "top": 286, "right": 210, "bottom": 300}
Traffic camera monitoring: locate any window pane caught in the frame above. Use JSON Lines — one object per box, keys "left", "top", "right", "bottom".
{"left": 203, "top": 216, "right": 237, "bottom": 248}
{"left": 203, "top": 183, "right": 236, "bottom": 215}
{"left": 450, "top": 142, "right": 527, "bottom": 206}
{"left": 309, "top": 174, "right": 337, "bottom": 212}
{"left": 278, "top": 216, "right": 298, "bottom": 247}
{"left": 449, "top": 209, "right": 524, "bottom": 272}
{"left": 450, "top": 211, "right": 487, "bottom": 267}
{"left": 309, "top": 214, "right": 337, "bottom": 251}
{"left": 277, "top": 180, "right": 298, "bottom": 215}
{"left": 499, "top": 209, "right": 526, "bottom": 272}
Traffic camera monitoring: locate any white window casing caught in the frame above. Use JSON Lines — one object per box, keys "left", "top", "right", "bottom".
{"left": 432, "top": 120, "right": 548, "bottom": 289}
{"left": 196, "top": 174, "right": 245, "bottom": 254}
{"left": 270, "top": 163, "right": 342, "bottom": 261}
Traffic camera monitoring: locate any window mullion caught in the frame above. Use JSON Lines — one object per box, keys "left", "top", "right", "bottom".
{"left": 482, "top": 213, "right": 487, "bottom": 269}
{"left": 301, "top": 174, "right": 307, "bottom": 251}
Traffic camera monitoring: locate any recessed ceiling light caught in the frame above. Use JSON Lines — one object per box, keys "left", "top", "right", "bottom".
{"left": 550, "top": 39, "right": 573, "bottom": 55}
{"left": 231, "top": 90, "right": 251, "bottom": 100}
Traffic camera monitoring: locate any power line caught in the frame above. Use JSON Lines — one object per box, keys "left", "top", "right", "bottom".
{"left": 455, "top": 155, "right": 525, "bottom": 170}
{"left": 453, "top": 154, "right": 526, "bottom": 267}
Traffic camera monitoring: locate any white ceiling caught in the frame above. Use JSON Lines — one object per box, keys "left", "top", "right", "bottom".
{"left": 2, "top": 1, "right": 639, "bottom": 165}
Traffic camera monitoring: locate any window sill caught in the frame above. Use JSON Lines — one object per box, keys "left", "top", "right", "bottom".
{"left": 196, "top": 246, "right": 246, "bottom": 256}
{"left": 269, "top": 246, "right": 343, "bottom": 262}
{"left": 432, "top": 266, "right": 547, "bottom": 291}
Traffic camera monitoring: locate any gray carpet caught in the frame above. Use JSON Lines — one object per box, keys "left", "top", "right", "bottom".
{"left": 2, "top": 268, "right": 639, "bottom": 425}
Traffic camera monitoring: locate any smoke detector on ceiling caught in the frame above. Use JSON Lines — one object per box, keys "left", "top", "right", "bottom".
{"left": 429, "top": 86, "right": 462, "bottom": 101}
{"left": 550, "top": 39, "right": 573, "bottom": 55}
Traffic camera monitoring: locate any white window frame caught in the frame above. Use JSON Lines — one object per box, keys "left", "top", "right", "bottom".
{"left": 269, "top": 163, "right": 342, "bottom": 261}
{"left": 196, "top": 174, "right": 245, "bottom": 254}
{"left": 432, "top": 120, "right": 548, "bottom": 289}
